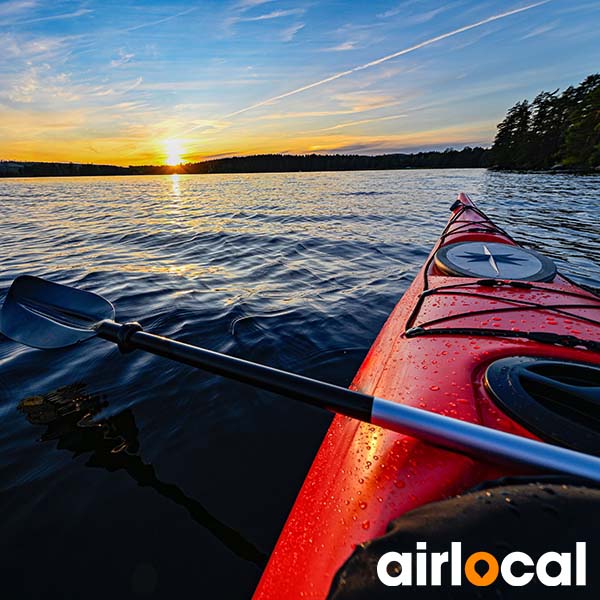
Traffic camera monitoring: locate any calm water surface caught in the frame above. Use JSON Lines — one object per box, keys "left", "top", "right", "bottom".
{"left": 0, "top": 169, "right": 598, "bottom": 598}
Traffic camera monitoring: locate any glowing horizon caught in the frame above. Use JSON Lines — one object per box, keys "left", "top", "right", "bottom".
{"left": 1, "top": 1, "right": 598, "bottom": 166}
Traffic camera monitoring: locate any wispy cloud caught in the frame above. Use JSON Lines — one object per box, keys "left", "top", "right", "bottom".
{"left": 139, "top": 78, "right": 263, "bottom": 91}
{"left": 250, "top": 93, "right": 400, "bottom": 122}
{"left": 0, "top": 32, "right": 73, "bottom": 60}
{"left": 0, "top": 0, "right": 37, "bottom": 18}
{"left": 212, "top": 1, "right": 550, "bottom": 122}
{"left": 3, "top": 7, "right": 92, "bottom": 25}
{"left": 322, "top": 40, "right": 359, "bottom": 52}
{"left": 520, "top": 21, "right": 558, "bottom": 40}
{"left": 404, "top": 5, "right": 458, "bottom": 26}
{"left": 123, "top": 7, "right": 198, "bottom": 33}
{"left": 1, "top": 61, "right": 143, "bottom": 105}
{"left": 377, "top": 0, "right": 423, "bottom": 19}
{"left": 3, "top": 65, "right": 78, "bottom": 103}
{"left": 333, "top": 91, "right": 400, "bottom": 112}
{"left": 232, "top": 8, "right": 304, "bottom": 24}
{"left": 280, "top": 22, "right": 304, "bottom": 41}
{"left": 304, "top": 121, "right": 497, "bottom": 153}
{"left": 314, "top": 114, "right": 408, "bottom": 132}
{"left": 234, "top": 0, "right": 278, "bottom": 9}
{"left": 110, "top": 49, "right": 135, "bottom": 68}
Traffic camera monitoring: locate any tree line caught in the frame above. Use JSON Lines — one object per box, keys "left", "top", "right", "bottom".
{"left": 170, "top": 147, "right": 491, "bottom": 174}
{"left": 1, "top": 147, "right": 491, "bottom": 177}
{"left": 491, "top": 74, "right": 600, "bottom": 170}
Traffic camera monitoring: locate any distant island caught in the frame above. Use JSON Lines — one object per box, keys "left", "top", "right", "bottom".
{"left": 1, "top": 73, "right": 597, "bottom": 178}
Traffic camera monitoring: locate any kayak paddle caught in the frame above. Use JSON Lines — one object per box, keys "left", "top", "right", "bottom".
{"left": 2, "top": 275, "right": 600, "bottom": 482}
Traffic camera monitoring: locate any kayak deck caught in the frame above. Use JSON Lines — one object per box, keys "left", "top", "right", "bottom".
{"left": 253, "top": 193, "right": 600, "bottom": 599}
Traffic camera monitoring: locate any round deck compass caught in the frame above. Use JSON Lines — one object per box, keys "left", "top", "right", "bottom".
{"left": 435, "top": 241, "right": 557, "bottom": 281}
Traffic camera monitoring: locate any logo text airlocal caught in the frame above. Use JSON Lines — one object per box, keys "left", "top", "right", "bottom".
{"left": 377, "top": 542, "right": 586, "bottom": 587}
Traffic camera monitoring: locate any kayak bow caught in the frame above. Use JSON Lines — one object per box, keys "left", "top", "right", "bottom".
{"left": 253, "top": 193, "right": 600, "bottom": 599}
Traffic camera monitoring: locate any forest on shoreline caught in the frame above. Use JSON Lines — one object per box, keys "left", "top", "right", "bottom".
{"left": 2, "top": 73, "right": 598, "bottom": 177}
{"left": 0, "top": 147, "right": 490, "bottom": 178}
{"left": 491, "top": 74, "right": 600, "bottom": 170}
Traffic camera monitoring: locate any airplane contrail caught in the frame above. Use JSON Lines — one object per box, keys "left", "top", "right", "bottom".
{"left": 183, "top": 0, "right": 549, "bottom": 134}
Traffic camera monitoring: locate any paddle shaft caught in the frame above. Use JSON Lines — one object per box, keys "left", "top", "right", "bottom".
{"left": 96, "top": 320, "right": 600, "bottom": 482}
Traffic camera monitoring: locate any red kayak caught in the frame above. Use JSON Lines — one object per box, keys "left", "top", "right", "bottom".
{"left": 253, "top": 193, "right": 600, "bottom": 599}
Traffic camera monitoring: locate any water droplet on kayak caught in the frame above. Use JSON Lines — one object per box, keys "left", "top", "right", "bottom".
{"left": 359, "top": 501, "right": 367, "bottom": 510}
{"left": 429, "top": 385, "right": 440, "bottom": 391}
{"left": 361, "top": 520, "right": 370, "bottom": 530}
{"left": 395, "top": 480, "right": 406, "bottom": 489}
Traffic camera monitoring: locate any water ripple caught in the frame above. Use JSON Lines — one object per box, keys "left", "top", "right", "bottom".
{"left": 0, "top": 169, "right": 598, "bottom": 598}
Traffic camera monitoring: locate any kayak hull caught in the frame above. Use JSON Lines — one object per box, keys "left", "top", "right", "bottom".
{"left": 253, "top": 193, "right": 600, "bottom": 599}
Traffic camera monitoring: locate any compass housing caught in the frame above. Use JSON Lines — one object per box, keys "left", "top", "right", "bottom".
{"left": 434, "top": 241, "right": 557, "bottom": 281}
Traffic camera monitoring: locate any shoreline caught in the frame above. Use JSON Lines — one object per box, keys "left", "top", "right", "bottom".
{"left": 2, "top": 166, "right": 599, "bottom": 179}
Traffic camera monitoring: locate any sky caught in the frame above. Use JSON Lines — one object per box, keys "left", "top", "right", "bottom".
{"left": 0, "top": 0, "right": 599, "bottom": 166}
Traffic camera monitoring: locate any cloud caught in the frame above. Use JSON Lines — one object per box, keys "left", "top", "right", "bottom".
{"left": 322, "top": 41, "right": 359, "bottom": 52}
{"left": 303, "top": 121, "right": 497, "bottom": 154}
{"left": 139, "top": 78, "right": 263, "bottom": 91}
{"left": 123, "top": 7, "right": 199, "bottom": 33}
{"left": 3, "top": 7, "right": 92, "bottom": 25}
{"left": 233, "top": 8, "right": 304, "bottom": 24}
{"left": 3, "top": 66, "right": 81, "bottom": 103}
{"left": 520, "top": 21, "right": 558, "bottom": 40}
{"left": 211, "top": 1, "right": 550, "bottom": 122}
{"left": 5, "top": 68, "right": 40, "bottom": 103}
{"left": 0, "top": 32, "right": 73, "bottom": 60}
{"left": 333, "top": 91, "right": 400, "bottom": 112}
{"left": 377, "top": 0, "right": 423, "bottom": 19}
{"left": 280, "top": 22, "right": 304, "bottom": 41}
{"left": 234, "top": 0, "right": 277, "bottom": 9}
{"left": 314, "top": 114, "right": 408, "bottom": 132}
{"left": 92, "top": 77, "right": 144, "bottom": 97}
{"left": 0, "top": 0, "right": 37, "bottom": 18}
{"left": 404, "top": 5, "right": 457, "bottom": 26}
{"left": 1, "top": 61, "right": 144, "bottom": 105}
{"left": 110, "top": 49, "right": 135, "bottom": 68}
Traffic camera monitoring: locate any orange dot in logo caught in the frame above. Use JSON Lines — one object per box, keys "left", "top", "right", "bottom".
{"left": 464, "top": 552, "right": 499, "bottom": 586}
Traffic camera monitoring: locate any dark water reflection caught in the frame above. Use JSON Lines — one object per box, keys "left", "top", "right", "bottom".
{"left": 0, "top": 170, "right": 598, "bottom": 598}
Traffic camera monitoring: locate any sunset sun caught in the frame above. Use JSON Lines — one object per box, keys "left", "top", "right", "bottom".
{"left": 164, "top": 139, "right": 184, "bottom": 165}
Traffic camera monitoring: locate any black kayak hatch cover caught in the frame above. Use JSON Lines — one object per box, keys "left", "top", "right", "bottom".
{"left": 435, "top": 241, "right": 557, "bottom": 281}
{"left": 485, "top": 356, "right": 600, "bottom": 455}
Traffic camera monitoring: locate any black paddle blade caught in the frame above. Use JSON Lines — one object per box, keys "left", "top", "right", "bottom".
{"left": 0, "top": 275, "right": 115, "bottom": 349}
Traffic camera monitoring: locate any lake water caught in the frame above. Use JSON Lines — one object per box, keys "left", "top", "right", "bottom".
{"left": 0, "top": 169, "right": 598, "bottom": 598}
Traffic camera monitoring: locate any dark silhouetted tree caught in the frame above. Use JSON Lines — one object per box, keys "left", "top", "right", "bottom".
{"left": 492, "top": 100, "right": 531, "bottom": 168}
{"left": 492, "top": 74, "right": 600, "bottom": 170}
{"left": 563, "top": 74, "right": 600, "bottom": 168}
